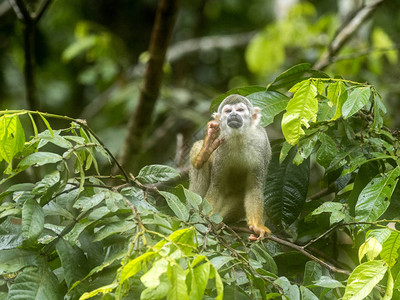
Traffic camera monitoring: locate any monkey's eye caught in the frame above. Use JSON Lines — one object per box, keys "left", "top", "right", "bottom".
{"left": 236, "top": 108, "right": 245, "bottom": 112}
{"left": 224, "top": 109, "right": 232, "bottom": 113}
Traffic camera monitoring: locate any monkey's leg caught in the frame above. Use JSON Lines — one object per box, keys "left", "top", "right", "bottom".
{"left": 194, "top": 121, "right": 224, "bottom": 169}
{"left": 244, "top": 185, "right": 271, "bottom": 241}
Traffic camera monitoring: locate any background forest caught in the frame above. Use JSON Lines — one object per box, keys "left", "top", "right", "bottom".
{"left": 1, "top": 0, "right": 400, "bottom": 299}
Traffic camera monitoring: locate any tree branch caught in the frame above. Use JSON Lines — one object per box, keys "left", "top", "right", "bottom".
{"left": 231, "top": 226, "right": 350, "bottom": 275}
{"left": 313, "top": 0, "right": 385, "bottom": 70}
{"left": 117, "top": 0, "right": 179, "bottom": 171}
{"left": 34, "top": 0, "right": 53, "bottom": 21}
{"left": 166, "top": 32, "right": 255, "bottom": 62}
{"left": 9, "top": 0, "right": 31, "bottom": 22}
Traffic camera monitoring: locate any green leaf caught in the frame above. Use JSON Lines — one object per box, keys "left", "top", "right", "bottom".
{"left": 282, "top": 80, "right": 318, "bottom": 145}
{"left": 342, "top": 260, "right": 387, "bottom": 300}
{"left": 355, "top": 167, "right": 400, "bottom": 223}
{"left": 56, "top": 239, "right": 89, "bottom": 289}
{"left": 79, "top": 282, "right": 118, "bottom": 300}
{"left": 316, "top": 132, "right": 338, "bottom": 168}
{"left": 120, "top": 252, "right": 157, "bottom": 283}
{"left": 348, "top": 162, "right": 380, "bottom": 216}
{"left": 383, "top": 269, "right": 394, "bottom": 300}
{"left": 22, "top": 198, "right": 44, "bottom": 245}
{"left": 327, "top": 81, "right": 348, "bottom": 120}
{"left": 33, "top": 171, "right": 65, "bottom": 205}
{"left": 265, "top": 146, "right": 310, "bottom": 228}
{"left": 247, "top": 91, "right": 290, "bottom": 126}
{"left": 366, "top": 228, "right": 392, "bottom": 245}
{"left": 159, "top": 191, "right": 189, "bottom": 221}
{"left": 183, "top": 187, "right": 202, "bottom": 208}
{"left": 18, "top": 152, "right": 63, "bottom": 168}
{"left": 28, "top": 113, "right": 38, "bottom": 137}
{"left": 209, "top": 86, "right": 266, "bottom": 112}
{"left": 209, "top": 256, "right": 234, "bottom": 270}
{"left": 373, "top": 94, "right": 386, "bottom": 129}
{"left": 38, "top": 130, "right": 73, "bottom": 149}
{"left": 381, "top": 232, "right": 400, "bottom": 267}
{"left": 209, "top": 212, "right": 223, "bottom": 224}
{"left": 166, "top": 227, "right": 196, "bottom": 256}
{"left": 73, "top": 192, "right": 105, "bottom": 212}
{"left": 275, "top": 277, "right": 300, "bottom": 300}
{"left": 300, "top": 286, "right": 319, "bottom": 300}
{"left": 293, "top": 132, "right": 319, "bottom": 164}
{"left": 303, "top": 261, "right": 322, "bottom": 286}
{"left": 93, "top": 220, "right": 135, "bottom": 242}
{"left": 141, "top": 258, "right": 169, "bottom": 289}
{"left": 190, "top": 262, "right": 210, "bottom": 299}
{"left": 311, "top": 201, "right": 345, "bottom": 226}
{"left": 0, "top": 218, "right": 22, "bottom": 249}
{"left": 8, "top": 265, "right": 64, "bottom": 300}
{"left": 38, "top": 113, "right": 54, "bottom": 137}
{"left": 167, "top": 263, "right": 189, "bottom": 300}
{"left": 359, "top": 237, "right": 382, "bottom": 262}
{"left": 210, "top": 265, "right": 224, "bottom": 300}
{"left": 141, "top": 274, "right": 171, "bottom": 300}
{"left": 313, "top": 276, "right": 345, "bottom": 288}
{"left": 0, "top": 115, "right": 25, "bottom": 172}
{"left": 0, "top": 249, "right": 38, "bottom": 273}
{"left": 342, "top": 87, "right": 371, "bottom": 119}
{"left": 267, "top": 63, "right": 311, "bottom": 91}
{"left": 0, "top": 183, "right": 34, "bottom": 201}
{"left": 137, "top": 164, "right": 179, "bottom": 184}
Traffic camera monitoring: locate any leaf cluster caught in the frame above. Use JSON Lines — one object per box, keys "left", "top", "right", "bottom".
{"left": 1, "top": 64, "right": 400, "bottom": 299}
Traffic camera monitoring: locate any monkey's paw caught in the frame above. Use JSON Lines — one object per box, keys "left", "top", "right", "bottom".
{"left": 204, "top": 121, "right": 224, "bottom": 153}
{"left": 248, "top": 224, "right": 271, "bottom": 241}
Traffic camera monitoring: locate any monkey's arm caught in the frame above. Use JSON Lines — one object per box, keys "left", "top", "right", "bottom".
{"left": 192, "top": 121, "right": 224, "bottom": 169}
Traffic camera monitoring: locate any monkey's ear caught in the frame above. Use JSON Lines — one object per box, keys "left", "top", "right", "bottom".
{"left": 212, "top": 112, "right": 220, "bottom": 121}
{"left": 252, "top": 107, "right": 261, "bottom": 125}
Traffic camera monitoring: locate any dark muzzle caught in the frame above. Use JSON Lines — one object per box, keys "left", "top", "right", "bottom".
{"left": 227, "top": 114, "right": 243, "bottom": 129}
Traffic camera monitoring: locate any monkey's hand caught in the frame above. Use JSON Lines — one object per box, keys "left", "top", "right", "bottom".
{"left": 248, "top": 223, "right": 271, "bottom": 241}
{"left": 194, "top": 121, "right": 224, "bottom": 169}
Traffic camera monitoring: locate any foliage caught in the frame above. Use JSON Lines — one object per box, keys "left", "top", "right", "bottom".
{"left": 1, "top": 63, "right": 400, "bottom": 300}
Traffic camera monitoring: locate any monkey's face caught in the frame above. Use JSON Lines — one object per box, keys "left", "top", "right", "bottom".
{"left": 220, "top": 103, "right": 252, "bottom": 130}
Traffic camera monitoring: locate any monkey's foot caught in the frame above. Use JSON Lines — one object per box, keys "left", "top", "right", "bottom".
{"left": 248, "top": 224, "right": 271, "bottom": 241}
{"left": 194, "top": 121, "right": 224, "bottom": 169}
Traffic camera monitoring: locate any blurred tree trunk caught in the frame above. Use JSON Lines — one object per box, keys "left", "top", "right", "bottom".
{"left": 116, "top": 0, "right": 179, "bottom": 173}
{"left": 9, "top": 0, "right": 53, "bottom": 110}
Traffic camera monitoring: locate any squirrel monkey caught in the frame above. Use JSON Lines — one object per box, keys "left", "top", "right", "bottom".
{"left": 189, "top": 94, "right": 271, "bottom": 240}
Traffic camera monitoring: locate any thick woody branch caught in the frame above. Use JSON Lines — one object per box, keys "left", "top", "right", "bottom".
{"left": 117, "top": 0, "right": 179, "bottom": 171}
{"left": 313, "top": 0, "right": 385, "bottom": 70}
{"left": 231, "top": 226, "right": 350, "bottom": 275}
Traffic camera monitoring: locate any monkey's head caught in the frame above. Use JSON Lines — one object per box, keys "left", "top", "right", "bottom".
{"left": 213, "top": 94, "right": 261, "bottom": 132}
